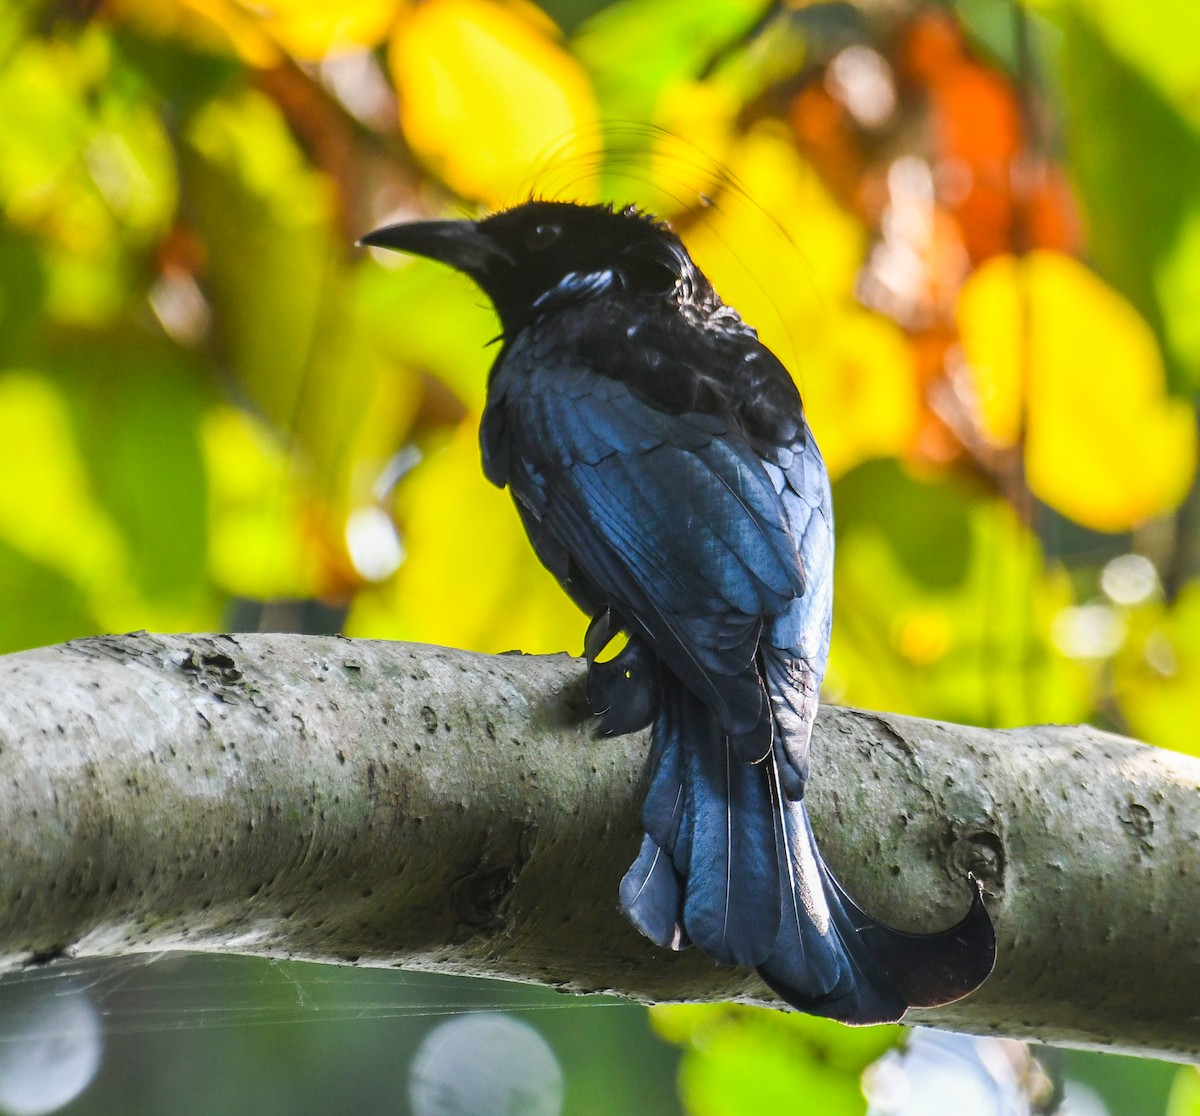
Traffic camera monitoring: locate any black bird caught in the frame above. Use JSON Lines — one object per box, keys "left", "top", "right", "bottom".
{"left": 361, "top": 200, "right": 995, "bottom": 1023}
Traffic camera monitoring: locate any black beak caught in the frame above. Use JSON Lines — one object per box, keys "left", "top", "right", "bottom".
{"left": 358, "top": 219, "right": 514, "bottom": 275}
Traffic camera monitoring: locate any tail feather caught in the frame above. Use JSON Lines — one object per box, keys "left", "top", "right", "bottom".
{"left": 620, "top": 834, "right": 688, "bottom": 951}
{"left": 820, "top": 863, "right": 996, "bottom": 1010}
{"left": 621, "top": 685, "right": 688, "bottom": 949}
{"left": 617, "top": 670, "right": 996, "bottom": 1024}
{"left": 680, "top": 692, "right": 779, "bottom": 966}
{"left": 762, "top": 653, "right": 818, "bottom": 797}
{"left": 634, "top": 681, "right": 779, "bottom": 966}
{"left": 758, "top": 813, "right": 994, "bottom": 1023}
{"left": 641, "top": 686, "right": 686, "bottom": 851}
{"left": 757, "top": 789, "right": 910, "bottom": 1024}
{"left": 758, "top": 758, "right": 854, "bottom": 1003}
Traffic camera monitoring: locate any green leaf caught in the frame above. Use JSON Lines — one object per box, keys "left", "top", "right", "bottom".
{"left": 182, "top": 86, "right": 416, "bottom": 517}
{"left": 0, "top": 23, "right": 177, "bottom": 325}
{"left": 772, "top": 1013, "right": 902, "bottom": 1074}
{"left": 572, "top": 0, "right": 766, "bottom": 124}
{"left": 0, "top": 228, "right": 47, "bottom": 361}
{"left": 680, "top": 1034, "right": 864, "bottom": 1116}
{"left": 48, "top": 333, "right": 212, "bottom": 609}
{"left": 202, "top": 403, "right": 319, "bottom": 602}
{"left": 113, "top": 24, "right": 241, "bottom": 123}
{"left": 181, "top": 85, "right": 333, "bottom": 432}
{"left": 0, "top": 369, "right": 131, "bottom": 629}
{"left": 1040, "top": 7, "right": 1200, "bottom": 389}
{"left": 652, "top": 1006, "right": 900, "bottom": 1116}
{"left": 354, "top": 257, "right": 495, "bottom": 414}
{"left": 0, "top": 540, "right": 98, "bottom": 654}
{"left": 834, "top": 459, "right": 972, "bottom": 591}
{"left": 1168, "top": 1067, "right": 1200, "bottom": 1116}
{"left": 1113, "top": 580, "right": 1200, "bottom": 757}
{"left": 830, "top": 460, "right": 1089, "bottom": 729}
{"left": 663, "top": 1006, "right": 873, "bottom": 1116}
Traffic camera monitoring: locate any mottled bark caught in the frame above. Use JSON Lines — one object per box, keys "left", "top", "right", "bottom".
{"left": 0, "top": 632, "right": 1196, "bottom": 1060}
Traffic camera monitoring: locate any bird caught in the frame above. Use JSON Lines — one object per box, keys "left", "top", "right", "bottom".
{"left": 360, "top": 200, "right": 995, "bottom": 1023}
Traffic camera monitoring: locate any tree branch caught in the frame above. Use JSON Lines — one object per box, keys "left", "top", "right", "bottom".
{"left": 0, "top": 632, "right": 1197, "bottom": 1060}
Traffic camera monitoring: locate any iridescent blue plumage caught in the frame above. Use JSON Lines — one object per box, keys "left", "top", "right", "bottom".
{"left": 362, "top": 200, "right": 995, "bottom": 1023}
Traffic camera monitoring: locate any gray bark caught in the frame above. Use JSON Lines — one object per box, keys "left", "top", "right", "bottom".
{"left": 0, "top": 631, "right": 1196, "bottom": 1061}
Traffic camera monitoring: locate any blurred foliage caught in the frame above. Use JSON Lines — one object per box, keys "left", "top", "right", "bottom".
{"left": 1169, "top": 1067, "right": 1200, "bottom": 1116}
{"left": 1, "top": 0, "right": 1199, "bottom": 1113}
{"left": 652, "top": 1004, "right": 900, "bottom": 1115}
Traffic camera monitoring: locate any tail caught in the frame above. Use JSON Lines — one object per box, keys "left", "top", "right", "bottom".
{"left": 619, "top": 675, "right": 995, "bottom": 1025}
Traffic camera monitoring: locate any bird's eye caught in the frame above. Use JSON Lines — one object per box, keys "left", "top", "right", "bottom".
{"left": 525, "top": 223, "right": 562, "bottom": 251}
{"left": 623, "top": 256, "right": 679, "bottom": 295}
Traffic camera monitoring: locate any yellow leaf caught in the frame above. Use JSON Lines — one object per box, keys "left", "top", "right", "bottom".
{"left": 120, "top": 0, "right": 393, "bottom": 63}
{"left": 529, "top": 81, "right": 742, "bottom": 232}
{"left": 645, "top": 80, "right": 741, "bottom": 215}
{"left": 238, "top": 0, "right": 397, "bottom": 58}
{"left": 203, "top": 404, "right": 319, "bottom": 600}
{"left": 389, "top": 0, "right": 597, "bottom": 204}
{"left": 1167, "top": 1065, "right": 1200, "bottom": 1116}
{"left": 346, "top": 418, "right": 582, "bottom": 654}
{"left": 892, "top": 605, "right": 953, "bottom": 665}
{"left": 958, "top": 251, "right": 1197, "bottom": 531}
{"left": 1113, "top": 582, "right": 1200, "bottom": 757}
{"left": 799, "top": 309, "right": 920, "bottom": 478}
{"left": 0, "top": 371, "right": 216, "bottom": 632}
{"left": 112, "top": 0, "right": 282, "bottom": 66}
{"left": 683, "top": 122, "right": 865, "bottom": 355}
{"left": 0, "top": 372, "right": 127, "bottom": 612}
{"left": 681, "top": 124, "right": 914, "bottom": 477}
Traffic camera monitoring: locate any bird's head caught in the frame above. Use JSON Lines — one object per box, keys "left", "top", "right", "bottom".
{"left": 360, "top": 200, "right": 705, "bottom": 336}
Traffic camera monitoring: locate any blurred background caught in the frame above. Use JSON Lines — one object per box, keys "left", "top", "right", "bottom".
{"left": 1, "top": 0, "right": 1199, "bottom": 1112}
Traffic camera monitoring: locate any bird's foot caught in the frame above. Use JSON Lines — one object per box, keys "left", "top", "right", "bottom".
{"left": 584, "top": 611, "right": 658, "bottom": 735}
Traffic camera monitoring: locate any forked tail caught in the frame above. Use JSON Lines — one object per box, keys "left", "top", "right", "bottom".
{"left": 619, "top": 676, "right": 995, "bottom": 1024}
